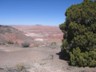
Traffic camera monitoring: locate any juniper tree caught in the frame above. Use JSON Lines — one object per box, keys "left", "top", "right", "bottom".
{"left": 59, "top": 0, "right": 96, "bottom": 67}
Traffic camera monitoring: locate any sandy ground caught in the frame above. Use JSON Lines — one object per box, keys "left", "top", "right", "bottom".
{"left": 0, "top": 45, "right": 96, "bottom": 72}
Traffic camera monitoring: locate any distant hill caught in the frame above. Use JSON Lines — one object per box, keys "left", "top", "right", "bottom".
{"left": 13, "top": 25, "right": 63, "bottom": 47}
{"left": 0, "top": 25, "right": 33, "bottom": 45}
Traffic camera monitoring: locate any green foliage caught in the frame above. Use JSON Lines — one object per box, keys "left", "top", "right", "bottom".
{"left": 59, "top": 23, "right": 66, "bottom": 33}
{"left": 70, "top": 48, "right": 96, "bottom": 67}
{"left": 59, "top": 0, "right": 96, "bottom": 67}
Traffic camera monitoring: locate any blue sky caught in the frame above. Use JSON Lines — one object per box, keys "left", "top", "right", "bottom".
{"left": 0, "top": 0, "right": 83, "bottom": 26}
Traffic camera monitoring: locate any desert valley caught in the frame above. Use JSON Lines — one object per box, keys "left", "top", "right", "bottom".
{"left": 0, "top": 0, "right": 96, "bottom": 72}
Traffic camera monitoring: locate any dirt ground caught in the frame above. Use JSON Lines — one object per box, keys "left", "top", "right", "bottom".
{"left": 0, "top": 45, "right": 96, "bottom": 72}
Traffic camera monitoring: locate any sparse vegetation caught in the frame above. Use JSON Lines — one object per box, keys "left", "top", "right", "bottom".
{"left": 0, "top": 64, "right": 29, "bottom": 72}
{"left": 22, "top": 42, "right": 30, "bottom": 48}
{"left": 7, "top": 40, "right": 14, "bottom": 44}
{"left": 50, "top": 42, "right": 57, "bottom": 49}
{"left": 59, "top": 0, "right": 96, "bottom": 67}
{"left": 16, "top": 63, "right": 28, "bottom": 72}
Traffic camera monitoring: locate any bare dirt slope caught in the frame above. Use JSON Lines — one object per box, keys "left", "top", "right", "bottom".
{"left": 0, "top": 25, "right": 33, "bottom": 45}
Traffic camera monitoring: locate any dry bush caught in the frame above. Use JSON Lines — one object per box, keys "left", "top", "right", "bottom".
{"left": 0, "top": 64, "right": 29, "bottom": 72}
{"left": 22, "top": 42, "right": 30, "bottom": 48}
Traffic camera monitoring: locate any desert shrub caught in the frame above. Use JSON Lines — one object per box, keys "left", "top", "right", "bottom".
{"left": 22, "top": 42, "right": 30, "bottom": 48}
{"left": 16, "top": 63, "right": 26, "bottom": 71}
{"left": 2, "top": 64, "right": 29, "bottom": 72}
{"left": 50, "top": 42, "right": 57, "bottom": 48}
{"left": 7, "top": 40, "right": 14, "bottom": 44}
{"left": 59, "top": 0, "right": 96, "bottom": 67}
{"left": 51, "top": 42, "right": 57, "bottom": 45}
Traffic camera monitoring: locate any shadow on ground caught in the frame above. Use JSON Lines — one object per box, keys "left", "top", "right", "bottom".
{"left": 56, "top": 50, "right": 69, "bottom": 61}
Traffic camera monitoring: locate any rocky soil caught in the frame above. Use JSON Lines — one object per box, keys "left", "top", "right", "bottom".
{"left": 0, "top": 45, "right": 96, "bottom": 72}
